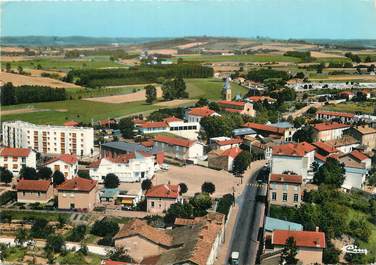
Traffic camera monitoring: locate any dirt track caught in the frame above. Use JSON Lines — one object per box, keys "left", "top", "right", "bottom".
{"left": 83, "top": 87, "right": 162, "bottom": 104}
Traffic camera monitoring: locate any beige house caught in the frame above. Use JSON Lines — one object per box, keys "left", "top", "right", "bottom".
{"left": 272, "top": 230, "right": 326, "bottom": 265}
{"left": 217, "top": 100, "right": 256, "bottom": 117}
{"left": 312, "top": 122, "right": 350, "bottom": 141}
{"left": 0, "top": 147, "right": 37, "bottom": 177}
{"left": 57, "top": 177, "right": 98, "bottom": 211}
{"left": 346, "top": 125, "right": 376, "bottom": 151}
{"left": 269, "top": 174, "right": 302, "bottom": 207}
{"left": 45, "top": 154, "right": 78, "bottom": 179}
{"left": 208, "top": 147, "right": 242, "bottom": 171}
{"left": 16, "top": 179, "right": 54, "bottom": 203}
{"left": 145, "top": 184, "right": 181, "bottom": 213}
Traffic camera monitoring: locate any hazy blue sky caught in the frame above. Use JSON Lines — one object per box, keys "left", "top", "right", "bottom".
{"left": 2, "top": 0, "right": 376, "bottom": 39}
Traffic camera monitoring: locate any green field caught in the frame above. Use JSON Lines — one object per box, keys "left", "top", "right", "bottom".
{"left": 315, "top": 57, "right": 352, "bottom": 64}
{"left": 1, "top": 100, "right": 161, "bottom": 125}
{"left": 174, "top": 54, "right": 301, "bottom": 63}
{"left": 323, "top": 101, "right": 375, "bottom": 114}
{"left": 67, "top": 85, "right": 146, "bottom": 99}
{"left": 1, "top": 210, "right": 70, "bottom": 221}
{"left": 185, "top": 78, "right": 248, "bottom": 99}
{"left": 6, "top": 57, "right": 124, "bottom": 71}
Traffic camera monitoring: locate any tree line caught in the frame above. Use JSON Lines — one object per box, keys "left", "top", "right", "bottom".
{"left": 1, "top": 82, "right": 67, "bottom": 106}
{"left": 65, "top": 64, "right": 213, "bottom": 87}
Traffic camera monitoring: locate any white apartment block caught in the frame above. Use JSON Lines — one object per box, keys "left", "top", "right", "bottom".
{"left": 89, "top": 152, "right": 156, "bottom": 183}
{"left": 45, "top": 154, "right": 78, "bottom": 179}
{"left": 2, "top": 121, "right": 94, "bottom": 156}
{"left": 0, "top": 147, "right": 37, "bottom": 176}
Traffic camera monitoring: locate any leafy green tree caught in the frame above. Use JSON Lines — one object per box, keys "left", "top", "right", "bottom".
{"left": 232, "top": 151, "right": 252, "bottom": 175}
{"left": 313, "top": 157, "right": 345, "bottom": 188}
{"left": 107, "top": 247, "right": 134, "bottom": 263}
{"left": 293, "top": 116, "right": 305, "bottom": 128}
{"left": 292, "top": 126, "right": 315, "bottom": 143}
{"left": 57, "top": 215, "right": 67, "bottom": 229}
{"left": 164, "top": 203, "right": 193, "bottom": 224}
{"left": 67, "top": 224, "right": 87, "bottom": 242}
{"left": 5, "top": 62, "right": 11, "bottom": 72}
{"left": 141, "top": 179, "right": 152, "bottom": 191}
{"left": 216, "top": 193, "right": 235, "bottom": 217}
{"left": 246, "top": 69, "right": 289, "bottom": 82}
{"left": 91, "top": 218, "right": 119, "bottom": 237}
{"left": 316, "top": 63, "right": 325, "bottom": 74}
{"left": 348, "top": 218, "right": 372, "bottom": 242}
{"left": 30, "top": 218, "right": 54, "bottom": 238}
{"left": 280, "top": 237, "right": 298, "bottom": 265}
{"left": 145, "top": 85, "right": 157, "bottom": 104}
{"left": 37, "top": 167, "right": 52, "bottom": 179}
{"left": 1, "top": 82, "right": 16, "bottom": 105}
{"left": 52, "top": 170, "right": 65, "bottom": 186}
{"left": 15, "top": 228, "right": 30, "bottom": 246}
{"left": 208, "top": 102, "right": 220, "bottom": 112}
{"left": 190, "top": 193, "right": 212, "bottom": 217}
{"left": 0, "top": 167, "right": 13, "bottom": 185}
{"left": 195, "top": 98, "right": 209, "bottom": 107}
{"left": 104, "top": 173, "right": 120, "bottom": 189}
{"left": 323, "top": 241, "right": 340, "bottom": 264}
{"left": 17, "top": 65, "right": 23, "bottom": 74}
{"left": 19, "top": 167, "right": 37, "bottom": 180}
{"left": 201, "top": 182, "right": 215, "bottom": 194}
{"left": 45, "top": 234, "right": 65, "bottom": 253}
{"left": 178, "top": 183, "right": 188, "bottom": 195}
{"left": 118, "top": 117, "right": 135, "bottom": 139}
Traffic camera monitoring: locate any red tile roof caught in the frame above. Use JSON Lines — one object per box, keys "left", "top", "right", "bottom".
{"left": 63, "top": 120, "right": 79, "bottom": 127}
{"left": 217, "top": 100, "right": 245, "bottom": 107}
{"left": 88, "top": 153, "right": 137, "bottom": 168}
{"left": 102, "top": 260, "right": 128, "bottom": 265}
{"left": 272, "top": 230, "right": 326, "bottom": 249}
{"left": 243, "top": 122, "right": 285, "bottom": 135}
{"left": 141, "top": 140, "right": 155, "bottom": 147}
{"left": 270, "top": 174, "right": 302, "bottom": 184}
{"left": 224, "top": 108, "right": 242, "bottom": 113}
{"left": 312, "top": 141, "right": 338, "bottom": 154}
{"left": 163, "top": 116, "right": 183, "bottom": 123}
{"left": 350, "top": 150, "right": 369, "bottom": 162}
{"left": 154, "top": 135, "right": 195, "bottom": 148}
{"left": 133, "top": 118, "right": 146, "bottom": 125}
{"left": 316, "top": 110, "right": 355, "bottom": 118}
{"left": 0, "top": 147, "right": 31, "bottom": 157}
{"left": 57, "top": 177, "right": 97, "bottom": 192}
{"left": 338, "top": 91, "right": 353, "bottom": 96}
{"left": 17, "top": 179, "right": 51, "bottom": 192}
{"left": 98, "top": 119, "right": 116, "bottom": 127}
{"left": 248, "top": 96, "right": 275, "bottom": 102}
{"left": 272, "top": 142, "right": 316, "bottom": 157}
{"left": 145, "top": 184, "right": 180, "bottom": 199}
{"left": 187, "top": 106, "right": 216, "bottom": 117}
{"left": 215, "top": 138, "right": 242, "bottom": 146}
{"left": 139, "top": 121, "right": 168, "bottom": 129}
{"left": 45, "top": 154, "right": 78, "bottom": 165}
{"left": 221, "top": 147, "right": 242, "bottom": 158}
{"left": 313, "top": 122, "right": 350, "bottom": 131}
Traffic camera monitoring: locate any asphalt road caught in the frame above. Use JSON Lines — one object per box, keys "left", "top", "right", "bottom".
{"left": 227, "top": 167, "right": 267, "bottom": 265}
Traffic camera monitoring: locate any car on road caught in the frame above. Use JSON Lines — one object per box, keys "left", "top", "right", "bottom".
{"left": 230, "top": 251, "right": 239, "bottom": 265}
{"left": 160, "top": 163, "right": 169, "bottom": 170}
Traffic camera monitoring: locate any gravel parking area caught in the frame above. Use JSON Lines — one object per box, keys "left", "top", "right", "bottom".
{"left": 153, "top": 165, "right": 241, "bottom": 198}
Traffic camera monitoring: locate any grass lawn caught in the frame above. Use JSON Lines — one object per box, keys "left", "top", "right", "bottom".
{"left": 56, "top": 252, "right": 102, "bottom": 265}
{"left": 82, "top": 234, "right": 101, "bottom": 244}
{"left": 67, "top": 85, "right": 145, "bottom": 99}
{"left": 315, "top": 57, "right": 352, "bottom": 64}
{"left": 6, "top": 58, "right": 124, "bottom": 71}
{"left": 1, "top": 100, "right": 161, "bottom": 125}
{"left": 323, "top": 101, "right": 375, "bottom": 114}
{"left": 174, "top": 54, "right": 301, "bottom": 63}
{"left": 1, "top": 210, "right": 70, "bottom": 222}
{"left": 3, "top": 247, "right": 26, "bottom": 262}
{"left": 185, "top": 78, "right": 248, "bottom": 99}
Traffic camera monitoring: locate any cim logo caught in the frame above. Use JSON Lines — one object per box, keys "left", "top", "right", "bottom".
{"left": 342, "top": 244, "right": 368, "bottom": 255}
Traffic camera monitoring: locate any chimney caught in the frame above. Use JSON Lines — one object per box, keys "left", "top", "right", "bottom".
{"left": 315, "top": 226, "right": 319, "bottom": 232}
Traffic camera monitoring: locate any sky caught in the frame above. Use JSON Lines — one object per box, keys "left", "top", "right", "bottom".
{"left": 1, "top": 0, "right": 376, "bottom": 39}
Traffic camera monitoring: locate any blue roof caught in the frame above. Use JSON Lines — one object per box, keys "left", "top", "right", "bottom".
{"left": 265, "top": 217, "right": 303, "bottom": 232}
{"left": 232, "top": 128, "right": 257, "bottom": 136}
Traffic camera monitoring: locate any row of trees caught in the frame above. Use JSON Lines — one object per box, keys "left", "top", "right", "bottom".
{"left": 161, "top": 77, "right": 189, "bottom": 100}
{"left": 1, "top": 82, "right": 67, "bottom": 106}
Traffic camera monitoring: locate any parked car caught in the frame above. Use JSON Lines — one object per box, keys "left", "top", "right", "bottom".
{"left": 160, "top": 164, "right": 169, "bottom": 170}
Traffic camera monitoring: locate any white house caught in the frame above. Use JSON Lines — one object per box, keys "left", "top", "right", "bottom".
{"left": 89, "top": 152, "right": 155, "bottom": 183}
{"left": 339, "top": 156, "right": 367, "bottom": 191}
{"left": 2, "top": 120, "right": 94, "bottom": 156}
{"left": 316, "top": 111, "right": 355, "bottom": 123}
{"left": 312, "top": 122, "right": 350, "bottom": 141}
{"left": 45, "top": 154, "right": 78, "bottom": 179}
{"left": 153, "top": 135, "right": 204, "bottom": 163}
{"left": 271, "top": 142, "right": 316, "bottom": 182}
{"left": 0, "top": 147, "right": 36, "bottom": 176}
{"left": 209, "top": 137, "right": 242, "bottom": 151}
{"left": 185, "top": 106, "right": 221, "bottom": 123}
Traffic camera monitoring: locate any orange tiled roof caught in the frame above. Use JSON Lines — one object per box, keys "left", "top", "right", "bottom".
{"left": 141, "top": 140, "right": 155, "bottom": 147}
{"left": 312, "top": 141, "right": 338, "bottom": 154}
{"left": 221, "top": 147, "right": 242, "bottom": 158}
{"left": 139, "top": 121, "right": 168, "bottom": 129}
{"left": 154, "top": 135, "right": 195, "bottom": 148}
{"left": 313, "top": 122, "right": 350, "bottom": 131}
{"left": 272, "top": 230, "right": 326, "bottom": 248}
{"left": 270, "top": 174, "right": 302, "bottom": 184}
{"left": 145, "top": 184, "right": 180, "bottom": 199}
{"left": 350, "top": 150, "right": 369, "bottom": 161}
{"left": 352, "top": 126, "right": 376, "bottom": 135}
{"left": 88, "top": 153, "right": 136, "bottom": 168}
{"left": 63, "top": 120, "right": 79, "bottom": 127}
{"left": 114, "top": 219, "right": 174, "bottom": 247}
{"left": 243, "top": 122, "right": 285, "bottom": 135}
{"left": 248, "top": 96, "right": 275, "bottom": 102}
{"left": 338, "top": 91, "right": 353, "bottom": 96}
{"left": 316, "top": 110, "right": 355, "bottom": 118}
{"left": 57, "top": 177, "right": 97, "bottom": 192}
{"left": 163, "top": 116, "right": 183, "bottom": 123}
{"left": 272, "top": 142, "right": 316, "bottom": 157}
{"left": 17, "top": 179, "right": 51, "bottom": 192}
{"left": 45, "top": 154, "right": 78, "bottom": 165}
{"left": 188, "top": 106, "right": 216, "bottom": 117}
{"left": 215, "top": 138, "right": 242, "bottom": 146}
{"left": 217, "top": 100, "right": 245, "bottom": 107}
{"left": 0, "top": 147, "right": 31, "bottom": 157}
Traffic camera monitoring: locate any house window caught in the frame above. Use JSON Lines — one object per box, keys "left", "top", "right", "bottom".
{"left": 282, "top": 193, "right": 288, "bottom": 202}
{"left": 271, "top": 183, "right": 277, "bottom": 189}
{"left": 294, "top": 194, "right": 299, "bottom": 202}
{"left": 271, "top": 192, "right": 277, "bottom": 201}
{"left": 37, "top": 192, "right": 41, "bottom": 197}
{"left": 12, "top": 157, "right": 17, "bottom": 162}
{"left": 13, "top": 164, "right": 18, "bottom": 169}
{"left": 4, "top": 157, "right": 8, "bottom": 161}
{"left": 23, "top": 192, "right": 26, "bottom": 196}
{"left": 151, "top": 202, "right": 155, "bottom": 207}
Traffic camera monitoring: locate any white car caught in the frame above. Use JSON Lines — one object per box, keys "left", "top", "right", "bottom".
{"left": 160, "top": 164, "right": 169, "bottom": 170}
